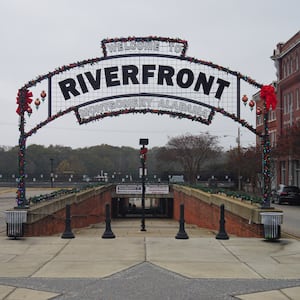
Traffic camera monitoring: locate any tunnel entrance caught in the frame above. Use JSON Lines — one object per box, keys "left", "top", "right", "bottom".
{"left": 111, "top": 197, "right": 173, "bottom": 219}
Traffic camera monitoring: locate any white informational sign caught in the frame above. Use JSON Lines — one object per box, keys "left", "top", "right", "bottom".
{"left": 116, "top": 184, "right": 142, "bottom": 194}
{"left": 116, "top": 184, "right": 169, "bottom": 194}
{"left": 146, "top": 184, "right": 169, "bottom": 194}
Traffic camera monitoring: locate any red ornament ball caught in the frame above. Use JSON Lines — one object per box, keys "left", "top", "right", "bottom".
{"left": 249, "top": 100, "right": 255, "bottom": 108}
{"left": 242, "top": 95, "right": 248, "bottom": 103}
{"left": 34, "top": 98, "right": 41, "bottom": 107}
{"left": 40, "top": 90, "right": 47, "bottom": 99}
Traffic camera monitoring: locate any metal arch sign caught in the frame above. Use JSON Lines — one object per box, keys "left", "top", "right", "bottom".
{"left": 58, "top": 54, "right": 230, "bottom": 125}
{"left": 18, "top": 36, "right": 263, "bottom": 138}
{"left": 59, "top": 38, "right": 229, "bottom": 108}
{"left": 16, "top": 36, "right": 266, "bottom": 207}
{"left": 55, "top": 39, "right": 235, "bottom": 125}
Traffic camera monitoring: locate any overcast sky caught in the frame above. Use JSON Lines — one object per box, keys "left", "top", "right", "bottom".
{"left": 0, "top": 0, "right": 299, "bottom": 150}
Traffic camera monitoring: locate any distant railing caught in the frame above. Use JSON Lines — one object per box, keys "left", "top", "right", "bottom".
{"left": 28, "top": 183, "right": 107, "bottom": 204}
{"left": 189, "top": 184, "right": 263, "bottom": 205}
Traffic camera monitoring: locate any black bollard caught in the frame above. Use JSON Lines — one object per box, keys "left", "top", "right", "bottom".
{"left": 61, "top": 204, "right": 75, "bottom": 239}
{"left": 175, "top": 203, "right": 189, "bottom": 239}
{"left": 102, "top": 203, "right": 116, "bottom": 239}
{"left": 216, "top": 204, "right": 229, "bottom": 240}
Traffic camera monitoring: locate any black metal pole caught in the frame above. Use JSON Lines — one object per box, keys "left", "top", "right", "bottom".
{"left": 102, "top": 203, "right": 115, "bottom": 239}
{"left": 141, "top": 145, "right": 146, "bottom": 231}
{"left": 61, "top": 204, "right": 75, "bottom": 239}
{"left": 48, "top": 76, "right": 52, "bottom": 118}
{"left": 175, "top": 203, "right": 189, "bottom": 239}
{"left": 216, "top": 204, "right": 229, "bottom": 240}
{"left": 237, "top": 76, "right": 241, "bottom": 120}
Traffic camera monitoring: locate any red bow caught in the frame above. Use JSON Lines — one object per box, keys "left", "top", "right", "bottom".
{"left": 140, "top": 147, "right": 148, "bottom": 160}
{"left": 16, "top": 89, "right": 33, "bottom": 115}
{"left": 260, "top": 85, "right": 277, "bottom": 111}
{"left": 140, "top": 148, "right": 147, "bottom": 155}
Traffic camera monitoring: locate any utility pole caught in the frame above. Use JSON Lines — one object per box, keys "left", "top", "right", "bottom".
{"left": 237, "top": 127, "right": 241, "bottom": 191}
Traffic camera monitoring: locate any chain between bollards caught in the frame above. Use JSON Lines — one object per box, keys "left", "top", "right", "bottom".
{"left": 102, "top": 203, "right": 116, "bottom": 239}
{"left": 61, "top": 204, "right": 75, "bottom": 239}
{"left": 216, "top": 204, "right": 229, "bottom": 240}
{"left": 175, "top": 203, "right": 189, "bottom": 239}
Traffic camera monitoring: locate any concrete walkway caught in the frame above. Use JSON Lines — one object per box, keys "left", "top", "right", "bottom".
{"left": 0, "top": 219, "right": 300, "bottom": 299}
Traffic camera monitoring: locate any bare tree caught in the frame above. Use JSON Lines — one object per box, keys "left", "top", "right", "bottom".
{"left": 225, "top": 145, "right": 261, "bottom": 192}
{"left": 161, "top": 133, "right": 220, "bottom": 184}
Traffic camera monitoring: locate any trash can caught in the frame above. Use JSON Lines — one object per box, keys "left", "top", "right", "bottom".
{"left": 260, "top": 212, "right": 283, "bottom": 241}
{"left": 5, "top": 210, "right": 27, "bottom": 238}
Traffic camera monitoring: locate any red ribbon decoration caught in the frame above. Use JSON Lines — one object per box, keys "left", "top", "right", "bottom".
{"left": 260, "top": 85, "right": 277, "bottom": 111}
{"left": 16, "top": 89, "right": 33, "bottom": 115}
{"left": 140, "top": 147, "right": 148, "bottom": 160}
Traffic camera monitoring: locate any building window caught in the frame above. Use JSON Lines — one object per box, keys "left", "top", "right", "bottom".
{"left": 269, "top": 130, "right": 276, "bottom": 147}
{"left": 283, "top": 93, "right": 292, "bottom": 114}
{"left": 296, "top": 89, "right": 299, "bottom": 110}
{"left": 257, "top": 114, "right": 263, "bottom": 126}
{"left": 283, "top": 94, "right": 287, "bottom": 114}
{"left": 290, "top": 92, "right": 294, "bottom": 126}
{"left": 284, "top": 92, "right": 293, "bottom": 115}
{"left": 283, "top": 61, "right": 287, "bottom": 78}
{"left": 269, "top": 109, "right": 276, "bottom": 121}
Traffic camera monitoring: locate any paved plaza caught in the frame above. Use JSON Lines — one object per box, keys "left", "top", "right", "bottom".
{"left": 0, "top": 188, "right": 300, "bottom": 299}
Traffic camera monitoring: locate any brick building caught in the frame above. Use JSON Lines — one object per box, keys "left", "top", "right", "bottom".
{"left": 255, "top": 31, "right": 300, "bottom": 189}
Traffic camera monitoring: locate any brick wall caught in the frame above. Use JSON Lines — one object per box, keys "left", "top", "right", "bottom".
{"left": 24, "top": 184, "right": 268, "bottom": 237}
{"left": 24, "top": 187, "right": 112, "bottom": 236}
{"left": 173, "top": 188, "right": 264, "bottom": 237}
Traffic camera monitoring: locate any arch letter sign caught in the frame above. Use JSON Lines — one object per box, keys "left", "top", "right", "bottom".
{"left": 16, "top": 36, "right": 275, "bottom": 208}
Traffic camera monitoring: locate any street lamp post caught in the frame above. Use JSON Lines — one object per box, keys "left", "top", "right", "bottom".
{"left": 139, "top": 138, "right": 148, "bottom": 232}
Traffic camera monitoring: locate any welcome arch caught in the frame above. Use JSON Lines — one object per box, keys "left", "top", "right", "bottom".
{"left": 16, "top": 36, "right": 276, "bottom": 208}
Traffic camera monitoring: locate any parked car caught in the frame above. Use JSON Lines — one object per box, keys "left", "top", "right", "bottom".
{"left": 273, "top": 185, "right": 300, "bottom": 205}
{"left": 271, "top": 184, "right": 285, "bottom": 203}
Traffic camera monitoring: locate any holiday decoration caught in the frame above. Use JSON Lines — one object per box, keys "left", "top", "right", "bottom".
{"left": 74, "top": 107, "right": 215, "bottom": 126}
{"left": 260, "top": 85, "right": 277, "bottom": 111}
{"left": 140, "top": 147, "right": 148, "bottom": 161}
{"left": 16, "top": 89, "right": 33, "bottom": 115}
{"left": 34, "top": 98, "right": 41, "bottom": 109}
{"left": 249, "top": 100, "right": 255, "bottom": 111}
{"left": 27, "top": 106, "right": 32, "bottom": 116}
{"left": 40, "top": 90, "right": 47, "bottom": 101}
{"left": 242, "top": 95, "right": 248, "bottom": 106}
